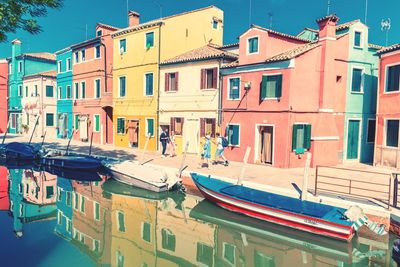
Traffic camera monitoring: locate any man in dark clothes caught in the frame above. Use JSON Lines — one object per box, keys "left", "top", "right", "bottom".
{"left": 160, "top": 128, "right": 169, "bottom": 158}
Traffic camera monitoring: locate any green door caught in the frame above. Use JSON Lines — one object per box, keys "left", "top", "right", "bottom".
{"left": 347, "top": 120, "right": 360, "bottom": 159}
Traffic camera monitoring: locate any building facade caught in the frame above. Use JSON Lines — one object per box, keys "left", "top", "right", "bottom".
{"left": 112, "top": 6, "right": 224, "bottom": 151}
{"left": 374, "top": 44, "right": 400, "bottom": 168}
{"left": 71, "top": 24, "right": 117, "bottom": 145}
{"left": 56, "top": 48, "right": 73, "bottom": 139}
{"left": 0, "top": 60, "right": 8, "bottom": 133}
{"left": 7, "top": 39, "right": 56, "bottom": 134}
{"left": 21, "top": 71, "right": 57, "bottom": 138}
{"left": 159, "top": 44, "right": 237, "bottom": 155}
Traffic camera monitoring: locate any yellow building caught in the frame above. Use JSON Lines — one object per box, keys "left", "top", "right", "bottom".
{"left": 159, "top": 44, "right": 237, "bottom": 155}
{"left": 112, "top": 6, "right": 224, "bottom": 151}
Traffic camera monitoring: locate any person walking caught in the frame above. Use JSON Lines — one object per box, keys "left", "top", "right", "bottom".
{"left": 213, "top": 132, "right": 229, "bottom": 166}
{"left": 169, "top": 131, "right": 177, "bottom": 157}
{"left": 199, "top": 134, "right": 211, "bottom": 168}
{"left": 160, "top": 128, "right": 169, "bottom": 158}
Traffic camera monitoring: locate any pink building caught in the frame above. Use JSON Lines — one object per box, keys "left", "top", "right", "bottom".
{"left": 221, "top": 15, "right": 349, "bottom": 168}
{"left": 71, "top": 24, "right": 118, "bottom": 144}
{"left": 22, "top": 170, "right": 57, "bottom": 205}
{"left": 374, "top": 44, "right": 400, "bottom": 168}
{"left": 0, "top": 59, "right": 8, "bottom": 133}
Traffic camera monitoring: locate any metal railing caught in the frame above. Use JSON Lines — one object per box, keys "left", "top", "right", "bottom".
{"left": 314, "top": 166, "right": 392, "bottom": 209}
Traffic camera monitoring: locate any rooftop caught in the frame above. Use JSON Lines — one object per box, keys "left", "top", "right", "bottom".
{"left": 161, "top": 44, "right": 238, "bottom": 65}
{"left": 377, "top": 43, "right": 400, "bottom": 55}
{"left": 18, "top": 52, "right": 56, "bottom": 61}
{"left": 250, "top": 24, "right": 310, "bottom": 43}
{"left": 24, "top": 70, "right": 57, "bottom": 79}
{"left": 96, "top": 22, "right": 119, "bottom": 31}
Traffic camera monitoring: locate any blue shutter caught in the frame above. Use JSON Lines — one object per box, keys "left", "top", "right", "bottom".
{"left": 352, "top": 69, "right": 362, "bottom": 92}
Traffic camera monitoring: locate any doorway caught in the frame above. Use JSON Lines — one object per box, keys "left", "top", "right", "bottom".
{"left": 104, "top": 107, "right": 113, "bottom": 144}
{"left": 128, "top": 120, "right": 139, "bottom": 148}
{"left": 347, "top": 119, "right": 360, "bottom": 160}
{"left": 258, "top": 125, "right": 273, "bottom": 164}
{"left": 184, "top": 119, "right": 199, "bottom": 154}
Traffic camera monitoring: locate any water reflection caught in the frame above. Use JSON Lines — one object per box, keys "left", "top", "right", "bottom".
{"left": 0, "top": 166, "right": 397, "bottom": 266}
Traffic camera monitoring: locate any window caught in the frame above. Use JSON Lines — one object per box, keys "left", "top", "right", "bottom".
{"left": 146, "top": 118, "right": 154, "bottom": 137}
{"left": 171, "top": 117, "right": 184, "bottom": 135}
{"left": 117, "top": 118, "right": 125, "bottom": 134}
{"left": 97, "top": 30, "right": 102, "bottom": 37}
{"left": 254, "top": 251, "right": 275, "bottom": 267}
{"left": 116, "top": 251, "right": 124, "bottom": 267}
{"left": 228, "top": 78, "right": 240, "bottom": 100}
{"left": 80, "top": 195, "right": 85, "bottom": 213}
{"left": 93, "top": 239, "right": 100, "bottom": 252}
{"left": 354, "top": 31, "right": 362, "bottom": 48}
{"left": 81, "top": 81, "right": 86, "bottom": 99}
{"left": 292, "top": 124, "right": 311, "bottom": 153}
{"left": 94, "top": 202, "right": 100, "bottom": 221}
{"left": 145, "top": 32, "right": 154, "bottom": 49}
{"left": 9, "top": 63, "right": 12, "bottom": 74}
{"left": 223, "top": 243, "right": 236, "bottom": 266}
{"left": 57, "top": 211, "right": 62, "bottom": 225}
{"left": 46, "top": 85, "right": 54, "bottom": 97}
{"left": 66, "top": 218, "right": 71, "bottom": 233}
{"left": 386, "top": 64, "right": 400, "bottom": 92}
{"left": 165, "top": 72, "right": 178, "bottom": 91}
{"left": 25, "top": 86, "right": 28, "bottom": 97}
{"left": 18, "top": 61, "right": 22, "bottom": 73}
{"left": 11, "top": 113, "right": 17, "bottom": 129}
{"left": 261, "top": 74, "right": 282, "bottom": 99}
{"left": 197, "top": 243, "right": 213, "bottom": 266}
{"left": 119, "top": 39, "right": 126, "bottom": 54}
{"left": 74, "top": 51, "right": 79, "bottom": 64}
{"left": 227, "top": 124, "right": 240, "bottom": 146}
{"left": 145, "top": 73, "right": 153, "bottom": 96}
{"left": 80, "top": 233, "right": 85, "bottom": 243}
{"left": 34, "top": 85, "right": 38, "bottom": 96}
{"left": 201, "top": 68, "right": 217, "bottom": 89}
{"left": 74, "top": 115, "right": 79, "bottom": 130}
{"left": 142, "top": 222, "right": 151, "bottom": 242}
{"left": 74, "top": 82, "right": 79, "bottom": 99}
{"left": 161, "top": 228, "right": 176, "bottom": 252}
{"left": 351, "top": 68, "right": 363, "bottom": 93}
{"left": 95, "top": 45, "right": 101, "bottom": 59}
{"left": 367, "top": 119, "right": 376, "bottom": 143}
{"left": 58, "top": 60, "right": 62, "bottom": 73}
{"left": 58, "top": 86, "right": 62, "bottom": 99}
{"left": 95, "top": 79, "right": 101, "bottom": 98}
{"left": 248, "top": 37, "right": 259, "bottom": 54}
{"left": 386, "top": 120, "right": 399, "bottom": 147}
{"left": 46, "top": 186, "right": 54, "bottom": 198}
{"left": 119, "top": 76, "right": 126, "bottom": 97}
{"left": 94, "top": 115, "right": 100, "bottom": 132}
{"left": 66, "top": 58, "right": 71, "bottom": 71}
{"left": 66, "top": 85, "right": 72, "bottom": 99}
{"left": 213, "top": 20, "right": 218, "bottom": 29}
{"left": 46, "top": 113, "right": 54, "bottom": 127}
{"left": 81, "top": 50, "right": 86, "bottom": 62}
{"left": 73, "top": 193, "right": 79, "bottom": 210}
{"left": 117, "top": 211, "right": 125, "bottom": 232}
{"left": 66, "top": 191, "right": 71, "bottom": 206}
{"left": 18, "top": 85, "right": 22, "bottom": 96}
{"left": 200, "top": 118, "right": 216, "bottom": 137}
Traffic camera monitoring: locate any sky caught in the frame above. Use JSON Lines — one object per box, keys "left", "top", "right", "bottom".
{"left": 0, "top": 0, "right": 399, "bottom": 58}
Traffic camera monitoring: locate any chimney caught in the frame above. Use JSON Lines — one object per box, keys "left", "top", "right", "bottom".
{"left": 11, "top": 39, "right": 22, "bottom": 58}
{"left": 128, "top": 11, "right": 140, "bottom": 27}
{"left": 316, "top": 14, "right": 339, "bottom": 40}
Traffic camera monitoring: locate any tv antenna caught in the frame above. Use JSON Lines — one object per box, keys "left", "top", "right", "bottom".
{"left": 268, "top": 12, "right": 273, "bottom": 29}
{"left": 327, "top": 0, "right": 331, "bottom": 15}
{"left": 381, "top": 18, "right": 391, "bottom": 46}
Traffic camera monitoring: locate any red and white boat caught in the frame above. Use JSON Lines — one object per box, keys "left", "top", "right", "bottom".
{"left": 190, "top": 173, "right": 355, "bottom": 241}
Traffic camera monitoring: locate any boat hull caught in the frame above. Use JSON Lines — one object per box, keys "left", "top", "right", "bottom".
{"left": 40, "top": 156, "right": 102, "bottom": 171}
{"left": 191, "top": 174, "right": 354, "bottom": 241}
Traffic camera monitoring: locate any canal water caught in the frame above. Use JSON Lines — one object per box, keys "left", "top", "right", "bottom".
{"left": 0, "top": 165, "right": 398, "bottom": 267}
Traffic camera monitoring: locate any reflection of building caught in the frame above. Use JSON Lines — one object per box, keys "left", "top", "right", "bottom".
{"left": 8, "top": 169, "right": 56, "bottom": 236}
{"left": 110, "top": 192, "right": 157, "bottom": 267}
{"left": 22, "top": 170, "right": 57, "bottom": 205}
{"left": 0, "top": 166, "right": 9, "bottom": 211}
{"left": 71, "top": 179, "right": 111, "bottom": 265}
{"left": 55, "top": 177, "right": 73, "bottom": 241}
{"left": 0, "top": 59, "right": 8, "bottom": 133}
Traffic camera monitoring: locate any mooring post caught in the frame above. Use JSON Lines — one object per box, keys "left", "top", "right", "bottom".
{"left": 237, "top": 147, "right": 251, "bottom": 185}
{"left": 301, "top": 152, "right": 312, "bottom": 201}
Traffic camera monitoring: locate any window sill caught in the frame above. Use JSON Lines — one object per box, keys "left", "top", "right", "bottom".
{"left": 383, "top": 90, "right": 400, "bottom": 95}
{"left": 227, "top": 98, "right": 240, "bottom": 101}
{"left": 201, "top": 88, "right": 217, "bottom": 91}
{"left": 262, "top": 97, "right": 280, "bottom": 100}
{"left": 353, "top": 46, "right": 363, "bottom": 50}
{"left": 228, "top": 145, "right": 240, "bottom": 148}
{"left": 165, "top": 91, "right": 177, "bottom": 93}
{"left": 350, "top": 91, "right": 364, "bottom": 94}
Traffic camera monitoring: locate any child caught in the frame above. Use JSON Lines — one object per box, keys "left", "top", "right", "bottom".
{"left": 213, "top": 133, "right": 229, "bottom": 166}
{"left": 169, "top": 131, "right": 177, "bottom": 157}
{"left": 199, "top": 134, "right": 211, "bottom": 168}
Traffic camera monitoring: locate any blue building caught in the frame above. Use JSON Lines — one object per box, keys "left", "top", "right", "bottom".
{"left": 55, "top": 177, "right": 73, "bottom": 240}
{"left": 7, "top": 39, "right": 56, "bottom": 134}
{"left": 55, "top": 48, "right": 73, "bottom": 139}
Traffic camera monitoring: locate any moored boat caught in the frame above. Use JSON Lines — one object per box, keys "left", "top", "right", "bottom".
{"left": 103, "top": 160, "right": 182, "bottom": 193}
{"left": 39, "top": 154, "right": 102, "bottom": 171}
{"left": 39, "top": 165, "right": 102, "bottom": 182}
{"left": 190, "top": 172, "right": 355, "bottom": 241}
{"left": 1, "top": 142, "right": 39, "bottom": 160}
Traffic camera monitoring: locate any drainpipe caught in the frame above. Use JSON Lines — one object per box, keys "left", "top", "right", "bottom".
{"left": 41, "top": 76, "right": 44, "bottom": 137}
{"left": 100, "top": 40, "right": 108, "bottom": 93}
{"left": 218, "top": 58, "right": 223, "bottom": 127}
{"left": 156, "top": 23, "right": 162, "bottom": 151}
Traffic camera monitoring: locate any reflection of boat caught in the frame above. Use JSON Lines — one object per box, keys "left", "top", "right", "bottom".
{"left": 1, "top": 142, "right": 39, "bottom": 160}
{"left": 39, "top": 154, "right": 102, "bottom": 171}
{"left": 0, "top": 157, "right": 35, "bottom": 169}
{"left": 102, "top": 178, "right": 185, "bottom": 203}
{"left": 191, "top": 173, "right": 354, "bottom": 241}
{"left": 190, "top": 200, "right": 354, "bottom": 263}
{"left": 103, "top": 160, "right": 181, "bottom": 193}
{"left": 39, "top": 165, "right": 102, "bottom": 182}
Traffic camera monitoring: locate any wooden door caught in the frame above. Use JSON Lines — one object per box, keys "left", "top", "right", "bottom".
{"left": 260, "top": 126, "right": 273, "bottom": 164}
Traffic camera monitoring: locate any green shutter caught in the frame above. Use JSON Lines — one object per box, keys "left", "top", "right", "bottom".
{"left": 292, "top": 125, "right": 298, "bottom": 150}
{"left": 231, "top": 125, "right": 239, "bottom": 145}
{"left": 261, "top": 76, "right": 268, "bottom": 99}
{"left": 276, "top": 75, "right": 282, "bottom": 98}
{"left": 142, "top": 222, "right": 151, "bottom": 242}
{"left": 304, "top": 124, "right": 311, "bottom": 149}
{"left": 95, "top": 115, "right": 100, "bottom": 132}
{"left": 147, "top": 119, "right": 154, "bottom": 136}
